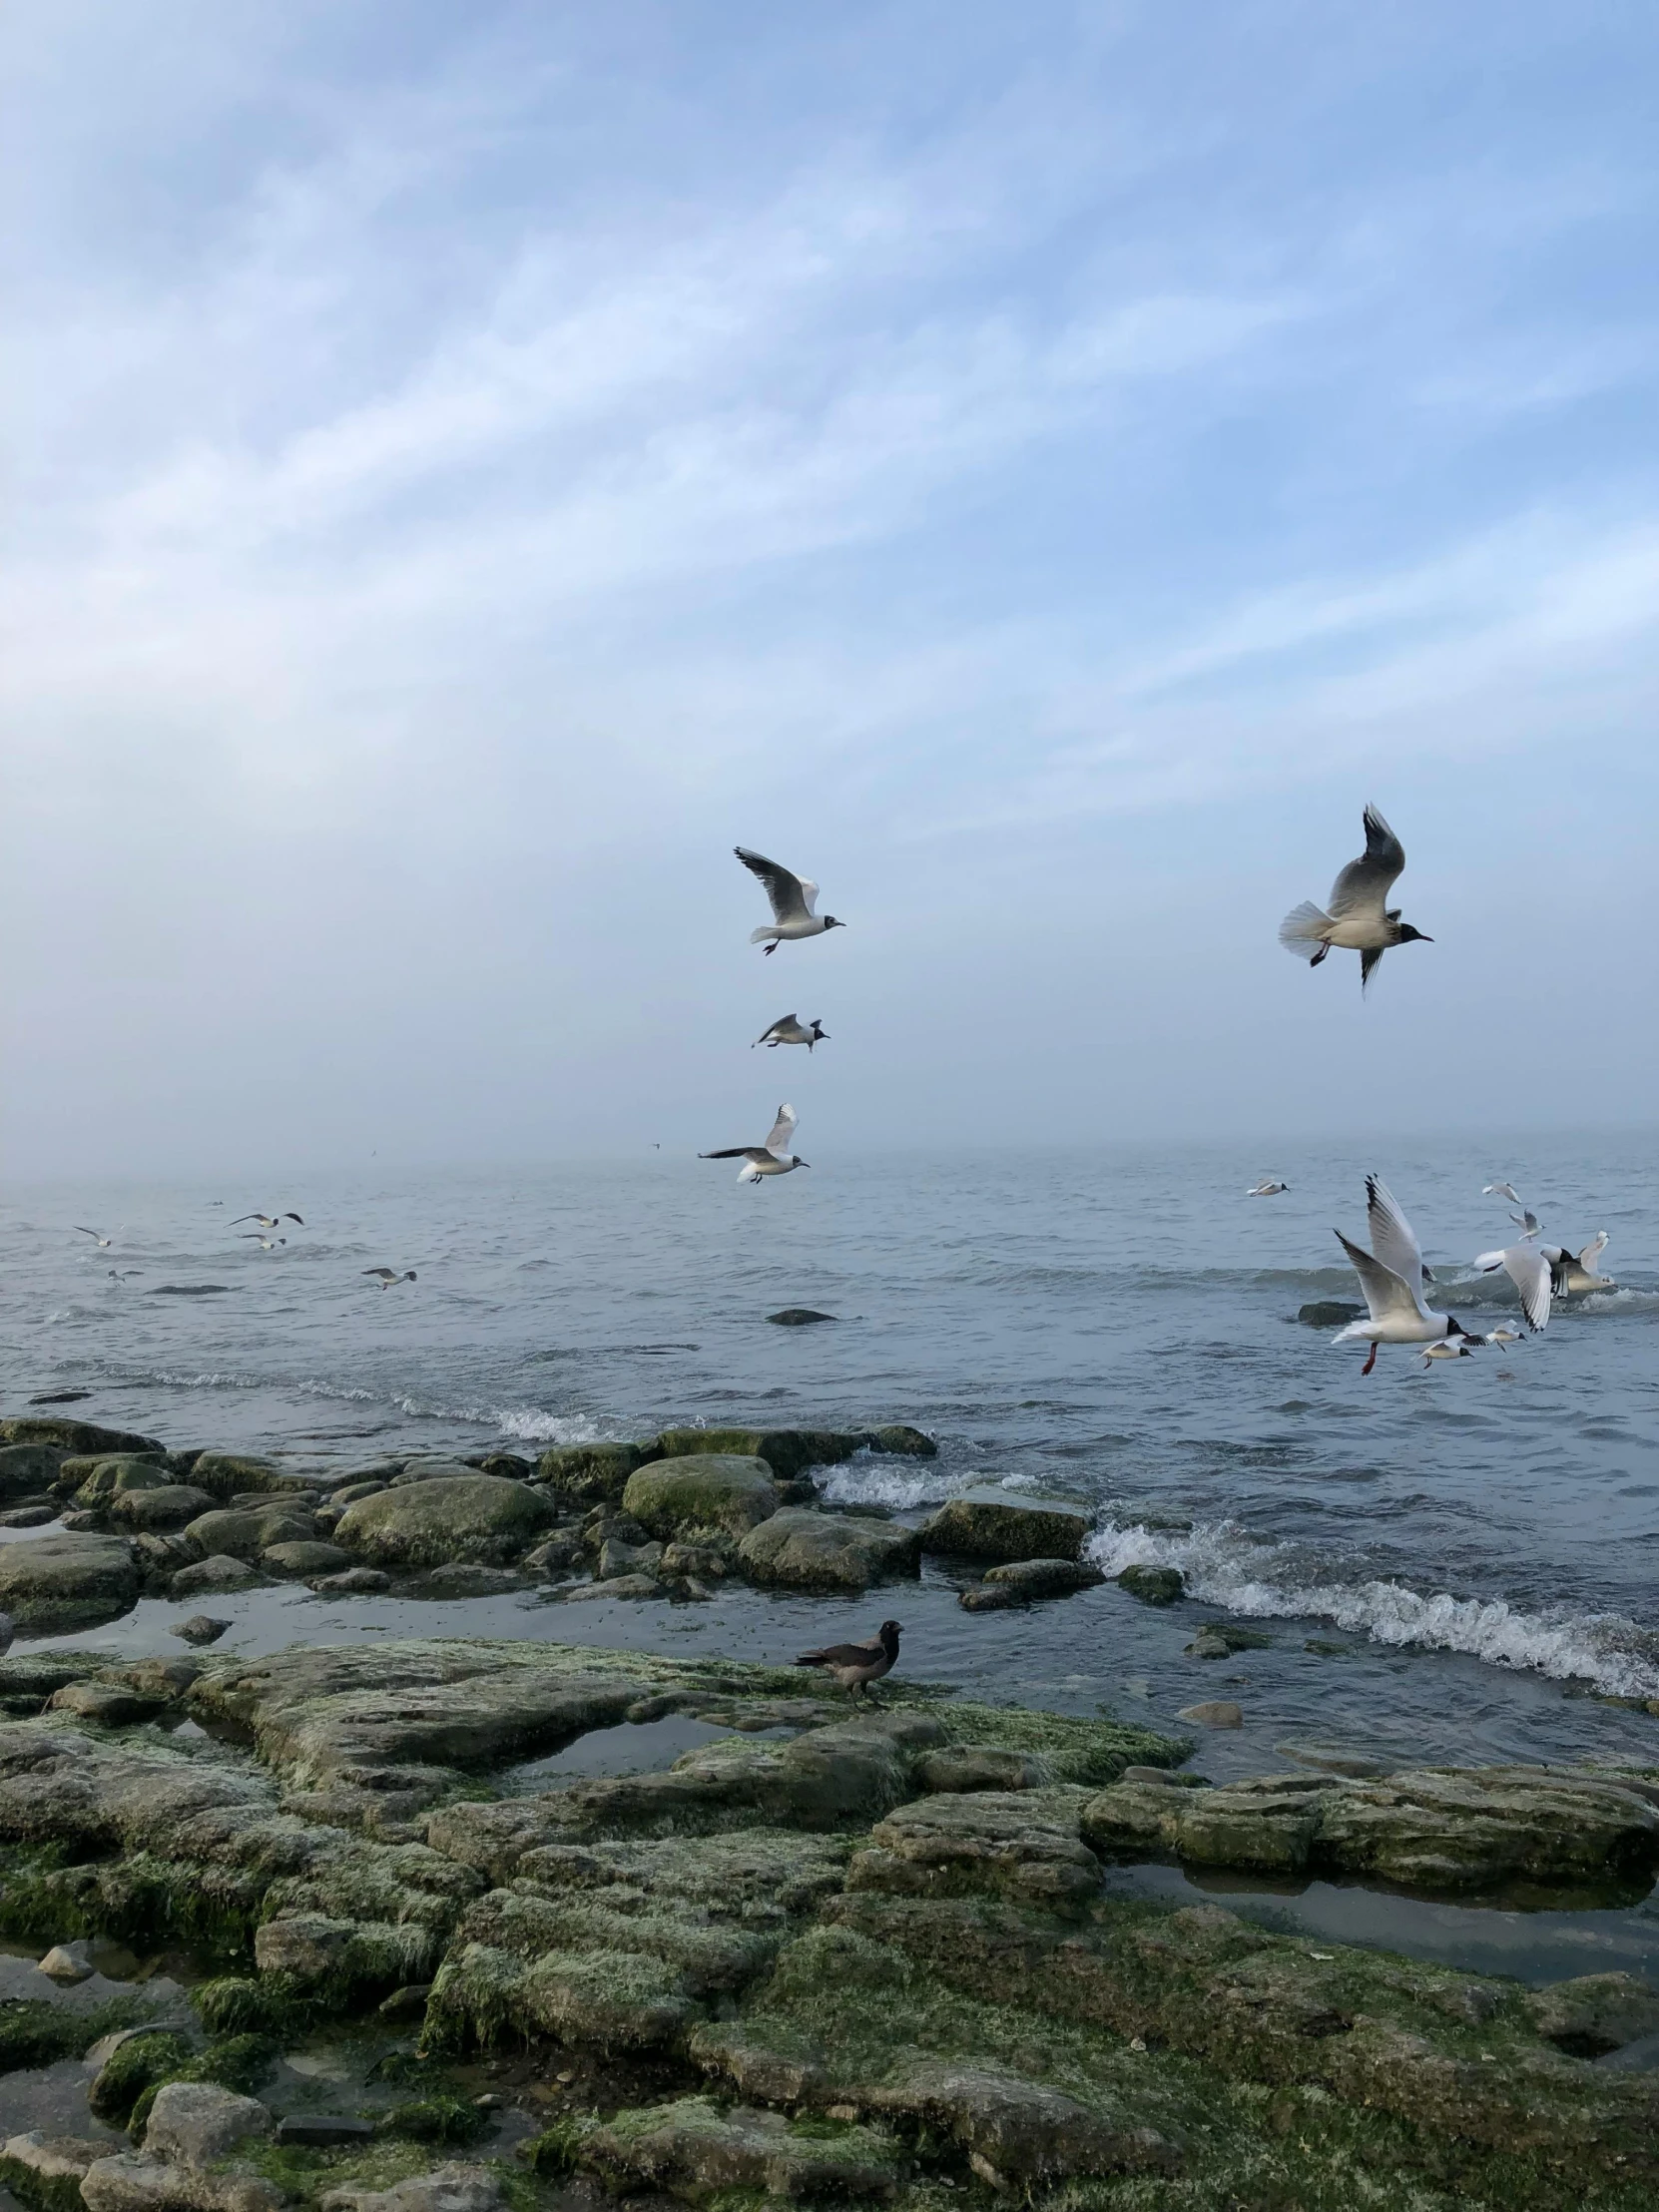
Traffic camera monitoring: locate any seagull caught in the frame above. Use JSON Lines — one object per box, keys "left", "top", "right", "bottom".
{"left": 1332, "top": 1176, "right": 1471, "bottom": 1375}
{"left": 1420, "top": 1339, "right": 1477, "bottom": 1369}
{"left": 1246, "top": 1179, "right": 1289, "bottom": 1196}
{"left": 363, "top": 1268, "right": 417, "bottom": 1288}
{"left": 735, "top": 848, "right": 844, "bottom": 954}
{"left": 795, "top": 1620, "right": 902, "bottom": 1698}
{"left": 1545, "top": 1233, "right": 1615, "bottom": 1298}
{"left": 1279, "top": 806, "right": 1432, "bottom": 991}
{"left": 1481, "top": 1324, "right": 1525, "bottom": 1349}
{"left": 1482, "top": 1182, "right": 1524, "bottom": 1206}
{"left": 699, "top": 1103, "right": 809, "bottom": 1183}
{"left": 74, "top": 1227, "right": 115, "bottom": 1248}
{"left": 754, "top": 1014, "right": 829, "bottom": 1051}
{"left": 241, "top": 1234, "right": 286, "bottom": 1250}
{"left": 1468, "top": 1233, "right": 1552, "bottom": 1334}
{"left": 232, "top": 1212, "right": 303, "bottom": 1228}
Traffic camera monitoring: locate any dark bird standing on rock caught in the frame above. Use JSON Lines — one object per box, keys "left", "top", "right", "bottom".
{"left": 796, "top": 1619, "right": 902, "bottom": 1698}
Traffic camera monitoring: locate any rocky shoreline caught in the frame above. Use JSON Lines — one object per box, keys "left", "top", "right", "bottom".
{"left": 0, "top": 1415, "right": 1657, "bottom": 2207}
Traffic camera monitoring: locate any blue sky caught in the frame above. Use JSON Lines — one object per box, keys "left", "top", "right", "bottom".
{"left": 4, "top": 2, "right": 1657, "bottom": 1173}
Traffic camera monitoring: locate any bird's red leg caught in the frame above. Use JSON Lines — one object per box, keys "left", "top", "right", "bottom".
{"left": 1362, "top": 1343, "right": 1379, "bottom": 1377}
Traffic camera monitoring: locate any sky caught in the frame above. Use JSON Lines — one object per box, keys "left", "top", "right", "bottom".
{"left": 4, "top": 1, "right": 1657, "bottom": 1177}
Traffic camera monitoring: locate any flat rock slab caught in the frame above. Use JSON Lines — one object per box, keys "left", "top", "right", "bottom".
{"left": 585, "top": 2095, "right": 905, "bottom": 2201}
{"left": 738, "top": 1508, "right": 920, "bottom": 1592}
{"left": 851, "top": 1788, "right": 1104, "bottom": 1907}
{"left": 334, "top": 1476, "right": 554, "bottom": 1569}
{"left": 962, "top": 1557, "right": 1105, "bottom": 1607}
{"left": 0, "top": 1533, "right": 139, "bottom": 1630}
{"left": 921, "top": 1497, "right": 1089, "bottom": 1563}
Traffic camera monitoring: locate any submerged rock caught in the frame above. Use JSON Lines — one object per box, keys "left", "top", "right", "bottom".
{"left": 960, "top": 1556, "right": 1106, "bottom": 1608}
{"left": 169, "top": 1614, "right": 230, "bottom": 1644}
{"left": 766, "top": 1309, "right": 836, "bottom": 1326}
{"left": 622, "top": 1454, "right": 780, "bottom": 1540}
{"left": 172, "top": 1556, "right": 264, "bottom": 1597}
{"left": 1186, "top": 1624, "right": 1274, "bottom": 1658}
{"left": 1298, "top": 1300, "right": 1364, "bottom": 1328}
{"left": 334, "top": 1475, "right": 555, "bottom": 1569}
{"left": 0, "top": 1531, "right": 140, "bottom": 1629}
{"left": 1117, "top": 1564, "right": 1185, "bottom": 1606}
{"left": 737, "top": 1507, "right": 920, "bottom": 1592}
{"left": 188, "top": 1450, "right": 316, "bottom": 1501}
{"left": 1177, "top": 1701, "right": 1245, "bottom": 1728}
{"left": 921, "top": 1496, "right": 1089, "bottom": 1562}
{"left": 533, "top": 1442, "right": 648, "bottom": 1503}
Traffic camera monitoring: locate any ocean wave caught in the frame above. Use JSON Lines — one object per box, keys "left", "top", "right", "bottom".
{"left": 1087, "top": 1518, "right": 1659, "bottom": 1700}
{"left": 85, "top": 1362, "right": 603, "bottom": 1444}
{"left": 816, "top": 1461, "right": 1066, "bottom": 1511}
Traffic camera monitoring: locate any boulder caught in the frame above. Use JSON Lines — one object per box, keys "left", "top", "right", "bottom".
{"left": 561, "top": 1573, "right": 664, "bottom": 1602}
{"left": 188, "top": 1451, "right": 319, "bottom": 1501}
{"left": 37, "top": 1939, "right": 95, "bottom": 1980}
{"left": 1524, "top": 1972, "right": 1659, "bottom": 2055}
{"left": 327, "top": 1480, "right": 388, "bottom": 1505}
{"left": 169, "top": 1615, "right": 230, "bottom": 1645}
{"left": 849, "top": 1791, "right": 1104, "bottom": 1907}
{"left": 1186, "top": 1624, "right": 1274, "bottom": 1658}
{"left": 71, "top": 1457, "right": 172, "bottom": 1504}
{"left": 1313, "top": 1766, "right": 1659, "bottom": 1892}
{"left": 262, "top": 1541, "right": 351, "bottom": 1578}
{"left": 144, "top": 2082, "right": 273, "bottom": 2167}
{"left": 0, "top": 1506, "right": 57, "bottom": 1528}
{"left": 0, "top": 1443, "right": 65, "bottom": 1499}
{"left": 334, "top": 1475, "right": 553, "bottom": 1570}
{"left": 597, "top": 1537, "right": 663, "bottom": 1580}
{"left": 738, "top": 1508, "right": 921, "bottom": 1593}
{"left": 1299, "top": 1300, "right": 1365, "bottom": 1328}
{"left": 0, "top": 2134, "right": 108, "bottom": 2195}
{"left": 82, "top": 2153, "right": 281, "bottom": 2212}
{"left": 389, "top": 1462, "right": 477, "bottom": 1486}
{"left": 766, "top": 1309, "right": 836, "bottom": 1326}
{"left": 0, "top": 1416, "right": 161, "bottom": 1457}
{"left": 623, "top": 1454, "right": 780, "bottom": 1540}
{"left": 109, "top": 1486, "right": 217, "bottom": 1532}
{"left": 1084, "top": 1776, "right": 1331, "bottom": 1875}
{"left": 46, "top": 1681, "right": 171, "bottom": 1727}
{"left": 961, "top": 1557, "right": 1105, "bottom": 1609}
{"left": 1117, "top": 1564, "right": 1185, "bottom": 1606}
{"left": 534, "top": 1442, "right": 648, "bottom": 1502}
{"left": 0, "top": 1531, "right": 140, "bottom": 1629}
{"left": 921, "top": 1497, "right": 1089, "bottom": 1562}
{"left": 913, "top": 1747, "right": 1056, "bottom": 1793}
{"left": 410, "top": 1564, "right": 525, "bottom": 1598}
{"left": 171, "top": 1556, "right": 263, "bottom": 1597}
{"left": 184, "top": 1507, "right": 314, "bottom": 1560}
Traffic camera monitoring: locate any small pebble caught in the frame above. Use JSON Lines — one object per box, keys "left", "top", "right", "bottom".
{"left": 37, "top": 1943, "right": 94, "bottom": 1983}
{"left": 170, "top": 1614, "right": 231, "bottom": 1646}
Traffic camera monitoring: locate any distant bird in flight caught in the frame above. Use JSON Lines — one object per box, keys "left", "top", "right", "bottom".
{"left": 796, "top": 1619, "right": 902, "bottom": 1698}
{"left": 1420, "top": 1339, "right": 1475, "bottom": 1369}
{"left": 232, "top": 1211, "right": 303, "bottom": 1228}
{"left": 736, "top": 848, "right": 844, "bottom": 954}
{"left": 1332, "top": 1176, "right": 1470, "bottom": 1375}
{"left": 363, "top": 1267, "right": 417, "bottom": 1288}
{"left": 74, "top": 1227, "right": 115, "bottom": 1248}
{"left": 699, "top": 1103, "right": 809, "bottom": 1182}
{"left": 1482, "top": 1181, "right": 1524, "bottom": 1206}
{"left": 1246, "top": 1179, "right": 1289, "bottom": 1197}
{"left": 1279, "top": 806, "right": 1431, "bottom": 991}
{"left": 241, "top": 1234, "right": 286, "bottom": 1250}
{"left": 754, "top": 1014, "right": 829, "bottom": 1051}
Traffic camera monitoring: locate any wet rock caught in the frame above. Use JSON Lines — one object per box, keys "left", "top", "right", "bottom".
{"left": 1084, "top": 1775, "right": 1332, "bottom": 1874}
{"left": 71, "top": 1458, "right": 172, "bottom": 1506}
{"left": 144, "top": 2082, "right": 273, "bottom": 2167}
{"left": 861, "top": 2059, "right": 1179, "bottom": 2185}
{"left": 766, "top": 1308, "right": 836, "bottom": 1326}
{"left": 182, "top": 1507, "right": 313, "bottom": 1561}
{"left": 560, "top": 1573, "right": 663, "bottom": 1602}
{"left": 1299, "top": 1300, "right": 1365, "bottom": 1328}
{"left": 45, "top": 1681, "right": 171, "bottom": 1727}
{"left": 1524, "top": 1971, "right": 1659, "bottom": 2055}
{"left": 738, "top": 1508, "right": 921, "bottom": 1593}
{"left": 410, "top": 1564, "right": 525, "bottom": 1598}
{"left": 533, "top": 1442, "right": 647, "bottom": 1504}
{"left": 188, "top": 1451, "right": 316, "bottom": 1501}
{"left": 320, "top": 2163, "right": 504, "bottom": 2212}
{"left": 1313, "top": 1765, "right": 1659, "bottom": 1892}
{"left": 658, "top": 1541, "right": 731, "bottom": 1580}
{"left": 377, "top": 1982, "right": 433, "bottom": 2019}
{"left": 60, "top": 1509, "right": 104, "bottom": 1531}
{"left": 1117, "top": 1564, "right": 1185, "bottom": 1606}
{"left": 961, "top": 1557, "right": 1105, "bottom": 1608}
{"left": 334, "top": 1475, "right": 554, "bottom": 1569}
{"left": 0, "top": 1417, "right": 161, "bottom": 1457}
{"left": 848, "top": 1790, "right": 1104, "bottom": 1908}
{"left": 0, "top": 1504, "right": 57, "bottom": 1528}
{"left": 171, "top": 1556, "right": 264, "bottom": 1597}
{"left": 596, "top": 1537, "right": 663, "bottom": 1580}
{"left": 275, "top": 2115, "right": 372, "bottom": 2145}
{"left": 622, "top": 1455, "right": 780, "bottom": 1541}
{"left": 389, "top": 1462, "right": 478, "bottom": 1486}
{"left": 308, "top": 1569, "right": 392, "bottom": 1595}
{"left": 0, "top": 1443, "right": 67, "bottom": 1499}
{"left": 261, "top": 1541, "right": 351, "bottom": 1578}
{"left": 0, "top": 2133, "right": 109, "bottom": 2196}
{"left": 169, "top": 1615, "right": 230, "bottom": 1645}
{"left": 1186, "top": 1625, "right": 1274, "bottom": 1658}
{"left": 913, "top": 1747, "right": 1056, "bottom": 1793}
{"left": 583, "top": 2096, "right": 904, "bottom": 2201}
{"left": 0, "top": 1532, "right": 140, "bottom": 1630}
{"left": 109, "top": 1487, "right": 217, "bottom": 1533}
{"left": 82, "top": 2150, "right": 281, "bottom": 2212}
{"left": 920, "top": 1497, "right": 1089, "bottom": 1563}
{"left": 36, "top": 1940, "right": 94, "bottom": 1981}
{"left": 518, "top": 1534, "right": 585, "bottom": 1579}
{"left": 1178, "top": 1701, "right": 1244, "bottom": 1727}
{"left": 327, "top": 1480, "right": 388, "bottom": 1505}
{"left": 477, "top": 1452, "right": 532, "bottom": 1480}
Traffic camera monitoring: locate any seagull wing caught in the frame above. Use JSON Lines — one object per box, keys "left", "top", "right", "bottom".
{"left": 797, "top": 877, "right": 821, "bottom": 917}
{"left": 73, "top": 1227, "right": 101, "bottom": 1239}
{"left": 229, "top": 1214, "right": 260, "bottom": 1226}
{"left": 1509, "top": 1208, "right": 1541, "bottom": 1236}
{"left": 362, "top": 1268, "right": 396, "bottom": 1281}
{"left": 1335, "top": 1229, "right": 1424, "bottom": 1323}
{"left": 1328, "top": 804, "right": 1405, "bottom": 922}
{"left": 1579, "top": 1231, "right": 1609, "bottom": 1272}
{"left": 1365, "top": 1176, "right": 1427, "bottom": 1301}
{"left": 765, "top": 1103, "right": 798, "bottom": 1156}
{"left": 1502, "top": 1242, "right": 1552, "bottom": 1332}
{"left": 754, "top": 1015, "right": 796, "bottom": 1045}
{"left": 699, "top": 1148, "right": 755, "bottom": 1159}
{"left": 736, "top": 847, "right": 810, "bottom": 924}
{"left": 284, "top": 1213, "right": 304, "bottom": 1225}
{"left": 1482, "top": 1182, "right": 1523, "bottom": 1205}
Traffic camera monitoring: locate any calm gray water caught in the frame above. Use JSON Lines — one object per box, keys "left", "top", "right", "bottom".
{"left": 3, "top": 1135, "right": 1657, "bottom": 1782}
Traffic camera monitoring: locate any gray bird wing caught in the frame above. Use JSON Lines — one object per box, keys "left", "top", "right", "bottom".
{"left": 699, "top": 1148, "right": 757, "bottom": 1159}
{"left": 765, "top": 1103, "right": 798, "bottom": 1156}
{"left": 736, "top": 847, "right": 811, "bottom": 924}
{"left": 1502, "top": 1242, "right": 1552, "bottom": 1332}
{"left": 1335, "top": 1228, "right": 1425, "bottom": 1324}
{"left": 1366, "top": 1175, "right": 1428, "bottom": 1296}
{"left": 1328, "top": 804, "right": 1405, "bottom": 922}
{"left": 1579, "top": 1231, "right": 1609, "bottom": 1271}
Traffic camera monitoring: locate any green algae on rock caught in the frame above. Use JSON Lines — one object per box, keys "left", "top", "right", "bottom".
{"left": 334, "top": 1478, "right": 555, "bottom": 1571}
{"left": 920, "top": 1497, "right": 1089, "bottom": 1562}
{"left": 620, "top": 1456, "right": 780, "bottom": 1541}
{"left": 0, "top": 1534, "right": 140, "bottom": 1631}
{"left": 737, "top": 1507, "right": 920, "bottom": 1592}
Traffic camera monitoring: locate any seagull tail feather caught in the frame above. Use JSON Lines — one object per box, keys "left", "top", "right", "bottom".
{"left": 1279, "top": 899, "right": 1333, "bottom": 958}
{"left": 749, "top": 926, "right": 777, "bottom": 944}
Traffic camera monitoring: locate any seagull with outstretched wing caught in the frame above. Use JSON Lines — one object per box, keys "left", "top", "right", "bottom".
{"left": 1280, "top": 806, "right": 1432, "bottom": 991}
{"left": 1331, "top": 1175, "right": 1473, "bottom": 1375}
{"left": 699, "top": 1103, "right": 810, "bottom": 1183}
{"left": 736, "top": 847, "right": 845, "bottom": 954}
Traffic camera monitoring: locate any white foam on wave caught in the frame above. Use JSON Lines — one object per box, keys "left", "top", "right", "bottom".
{"left": 1087, "top": 1517, "right": 1659, "bottom": 1701}
{"left": 817, "top": 1460, "right": 1049, "bottom": 1511}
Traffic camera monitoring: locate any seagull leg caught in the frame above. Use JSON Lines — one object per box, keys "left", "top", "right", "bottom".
{"left": 764, "top": 940, "right": 779, "bottom": 955}
{"left": 1362, "top": 1343, "right": 1379, "bottom": 1377}
{"left": 1310, "top": 943, "right": 1329, "bottom": 968}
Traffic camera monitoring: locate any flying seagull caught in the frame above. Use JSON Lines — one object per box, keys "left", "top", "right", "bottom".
{"left": 1332, "top": 1176, "right": 1471, "bottom": 1375}
{"left": 1482, "top": 1324, "right": 1525, "bottom": 1349}
{"left": 241, "top": 1234, "right": 286, "bottom": 1250}
{"left": 1420, "top": 1339, "right": 1476, "bottom": 1369}
{"left": 232, "top": 1212, "right": 303, "bottom": 1228}
{"left": 1246, "top": 1179, "right": 1289, "bottom": 1196}
{"left": 795, "top": 1619, "right": 902, "bottom": 1698}
{"left": 74, "top": 1227, "right": 117, "bottom": 1248}
{"left": 1545, "top": 1232, "right": 1615, "bottom": 1298}
{"left": 699, "top": 1103, "right": 809, "bottom": 1183}
{"left": 1468, "top": 1233, "right": 1553, "bottom": 1334}
{"left": 1279, "top": 806, "right": 1432, "bottom": 991}
{"left": 1482, "top": 1181, "right": 1524, "bottom": 1205}
{"left": 754, "top": 1014, "right": 829, "bottom": 1051}
{"left": 735, "top": 848, "right": 844, "bottom": 954}
{"left": 363, "top": 1267, "right": 417, "bottom": 1288}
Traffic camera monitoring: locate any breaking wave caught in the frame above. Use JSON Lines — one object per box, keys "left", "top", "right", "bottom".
{"left": 1087, "top": 1517, "right": 1659, "bottom": 1701}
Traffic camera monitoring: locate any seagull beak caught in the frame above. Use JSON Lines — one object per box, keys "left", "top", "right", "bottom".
{"left": 796, "top": 1159, "right": 811, "bottom": 1168}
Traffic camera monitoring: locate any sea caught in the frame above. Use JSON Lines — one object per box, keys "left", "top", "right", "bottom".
{"left": 3, "top": 1133, "right": 1657, "bottom": 1817}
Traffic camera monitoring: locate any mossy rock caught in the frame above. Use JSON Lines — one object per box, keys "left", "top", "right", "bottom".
{"left": 0, "top": 1443, "right": 67, "bottom": 1500}
{"left": 0, "top": 1417, "right": 161, "bottom": 1458}
{"left": 69, "top": 1457, "right": 171, "bottom": 1504}
{"left": 647, "top": 1427, "right": 869, "bottom": 1483}
{"left": 189, "top": 1450, "right": 318, "bottom": 1501}
{"left": 737, "top": 1508, "right": 921, "bottom": 1592}
{"left": 334, "top": 1476, "right": 555, "bottom": 1569}
{"left": 623, "top": 1455, "right": 780, "bottom": 1540}
{"left": 1118, "top": 1564, "right": 1185, "bottom": 1606}
{"left": 0, "top": 1533, "right": 140, "bottom": 1630}
{"left": 534, "top": 1442, "right": 647, "bottom": 1502}
{"left": 921, "top": 1496, "right": 1089, "bottom": 1562}
{"left": 108, "top": 1484, "right": 217, "bottom": 1532}
{"left": 583, "top": 2094, "right": 907, "bottom": 2200}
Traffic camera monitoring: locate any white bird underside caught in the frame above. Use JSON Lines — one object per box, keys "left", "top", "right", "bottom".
{"left": 700, "top": 1103, "right": 806, "bottom": 1181}
{"left": 1280, "top": 806, "right": 1419, "bottom": 988}
{"left": 1332, "top": 1177, "right": 1461, "bottom": 1367}
{"left": 1468, "top": 1238, "right": 1553, "bottom": 1331}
